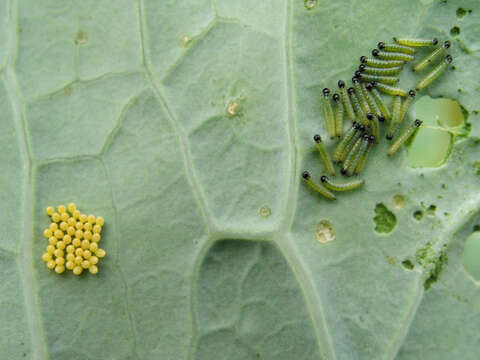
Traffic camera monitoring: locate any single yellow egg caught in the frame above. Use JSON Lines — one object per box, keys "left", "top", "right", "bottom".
{"left": 95, "top": 216, "right": 105, "bottom": 226}
{"left": 89, "top": 242, "right": 98, "bottom": 252}
{"left": 66, "top": 245, "right": 75, "bottom": 253}
{"left": 43, "top": 229, "right": 53, "bottom": 238}
{"left": 51, "top": 213, "right": 61, "bottom": 223}
{"left": 90, "top": 256, "right": 99, "bottom": 265}
{"left": 75, "top": 230, "right": 84, "bottom": 239}
{"left": 67, "top": 226, "right": 76, "bottom": 236}
{"left": 54, "top": 230, "right": 64, "bottom": 239}
{"left": 81, "top": 240, "right": 90, "bottom": 250}
{"left": 46, "top": 245, "right": 55, "bottom": 254}
{"left": 55, "top": 257, "right": 65, "bottom": 266}
{"left": 67, "top": 203, "right": 77, "bottom": 214}
{"left": 83, "top": 222, "right": 92, "bottom": 231}
{"left": 60, "top": 212, "right": 69, "bottom": 222}
{"left": 88, "top": 265, "right": 99, "bottom": 274}
{"left": 91, "top": 233, "right": 101, "bottom": 242}
{"left": 59, "top": 222, "right": 68, "bottom": 231}
{"left": 75, "top": 222, "right": 83, "bottom": 230}
{"left": 49, "top": 222, "right": 58, "bottom": 231}
{"left": 58, "top": 205, "right": 67, "bottom": 213}
{"left": 72, "top": 209, "right": 81, "bottom": 219}
{"left": 47, "top": 260, "right": 56, "bottom": 269}
{"left": 72, "top": 238, "right": 81, "bottom": 247}
{"left": 54, "top": 249, "right": 64, "bottom": 258}
{"left": 55, "top": 265, "right": 66, "bottom": 274}
{"left": 75, "top": 248, "right": 83, "bottom": 256}
{"left": 81, "top": 260, "right": 91, "bottom": 269}
{"left": 56, "top": 241, "right": 65, "bottom": 250}
{"left": 95, "top": 248, "right": 106, "bottom": 258}
{"left": 67, "top": 217, "right": 76, "bottom": 226}
{"left": 46, "top": 206, "right": 55, "bottom": 216}
{"left": 74, "top": 256, "right": 83, "bottom": 265}
{"left": 83, "top": 230, "right": 92, "bottom": 240}
{"left": 73, "top": 266, "right": 83, "bottom": 275}
{"left": 42, "top": 253, "right": 52, "bottom": 262}
{"left": 83, "top": 250, "right": 92, "bottom": 259}
{"left": 87, "top": 215, "right": 96, "bottom": 224}
{"left": 49, "top": 237, "right": 57, "bottom": 246}
{"left": 66, "top": 261, "right": 75, "bottom": 270}
{"left": 63, "top": 234, "right": 72, "bottom": 244}
{"left": 66, "top": 253, "right": 75, "bottom": 262}
{"left": 79, "top": 214, "right": 88, "bottom": 223}
{"left": 92, "top": 225, "right": 102, "bottom": 234}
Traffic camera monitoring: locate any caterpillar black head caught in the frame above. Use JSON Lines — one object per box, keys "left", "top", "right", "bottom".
{"left": 359, "top": 64, "right": 365, "bottom": 72}
{"left": 371, "top": 49, "right": 380, "bottom": 57}
{"left": 365, "top": 82, "right": 374, "bottom": 91}
{"left": 340, "top": 168, "right": 347, "bottom": 175}
{"left": 414, "top": 119, "right": 423, "bottom": 127}
{"left": 301, "top": 171, "right": 310, "bottom": 180}
{"left": 352, "top": 76, "right": 359, "bottom": 83}
{"left": 366, "top": 113, "right": 374, "bottom": 120}
{"left": 378, "top": 41, "right": 385, "bottom": 49}
{"left": 359, "top": 124, "right": 366, "bottom": 132}
{"left": 347, "top": 87, "right": 355, "bottom": 95}
{"left": 353, "top": 121, "right": 360, "bottom": 130}
{"left": 322, "top": 88, "right": 330, "bottom": 96}
{"left": 432, "top": 37, "right": 438, "bottom": 46}
{"left": 338, "top": 80, "right": 345, "bottom": 88}
{"left": 360, "top": 56, "right": 367, "bottom": 63}
{"left": 313, "top": 134, "right": 322, "bottom": 142}
{"left": 444, "top": 40, "right": 451, "bottom": 49}
{"left": 408, "top": 90, "right": 416, "bottom": 97}
{"left": 333, "top": 93, "right": 340, "bottom": 102}
{"left": 354, "top": 70, "right": 362, "bottom": 78}
{"left": 378, "top": 114, "right": 386, "bottom": 122}
{"left": 320, "top": 175, "right": 328, "bottom": 183}
{"left": 446, "top": 55, "right": 453, "bottom": 63}
{"left": 363, "top": 133, "right": 370, "bottom": 140}
{"left": 369, "top": 134, "right": 376, "bottom": 143}
{"left": 386, "top": 133, "right": 393, "bottom": 140}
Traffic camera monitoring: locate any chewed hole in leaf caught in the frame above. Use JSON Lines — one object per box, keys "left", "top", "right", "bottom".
{"left": 413, "top": 210, "right": 424, "bottom": 221}
{"left": 407, "top": 96, "right": 465, "bottom": 168}
{"left": 462, "top": 232, "right": 480, "bottom": 282}
{"left": 373, "top": 203, "right": 396, "bottom": 234}
{"left": 402, "top": 259, "right": 415, "bottom": 270}
{"left": 450, "top": 26, "right": 461, "bottom": 36}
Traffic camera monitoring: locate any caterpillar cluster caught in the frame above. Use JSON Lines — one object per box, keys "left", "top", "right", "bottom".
{"left": 303, "top": 37, "right": 453, "bottom": 200}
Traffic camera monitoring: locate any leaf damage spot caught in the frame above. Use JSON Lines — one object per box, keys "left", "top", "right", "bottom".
{"left": 304, "top": 0, "right": 318, "bottom": 10}
{"left": 426, "top": 204, "right": 437, "bottom": 217}
{"left": 415, "top": 243, "right": 448, "bottom": 290}
{"left": 259, "top": 205, "right": 271, "bottom": 218}
{"left": 392, "top": 194, "right": 406, "bottom": 209}
{"left": 413, "top": 210, "right": 424, "bottom": 221}
{"left": 315, "top": 220, "right": 336, "bottom": 244}
{"left": 456, "top": 8, "right": 467, "bottom": 18}
{"left": 181, "top": 35, "right": 192, "bottom": 47}
{"left": 373, "top": 203, "right": 396, "bottom": 234}
{"left": 74, "top": 30, "right": 88, "bottom": 45}
{"left": 402, "top": 259, "right": 415, "bottom": 270}
{"left": 450, "top": 26, "right": 461, "bottom": 36}
{"left": 64, "top": 85, "right": 72, "bottom": 96}
{"left": 227, "top": 101, "right": 240, "bottom": 116}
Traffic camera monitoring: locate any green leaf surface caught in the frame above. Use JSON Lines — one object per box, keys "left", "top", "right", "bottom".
{"left": 1, "top": 0, "right": 479, "bottom": 359}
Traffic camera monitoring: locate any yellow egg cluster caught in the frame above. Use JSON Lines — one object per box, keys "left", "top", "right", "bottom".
{"left": 42, "top": 203, "right": 106, "bottom": 275}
